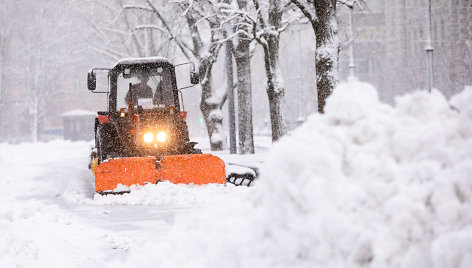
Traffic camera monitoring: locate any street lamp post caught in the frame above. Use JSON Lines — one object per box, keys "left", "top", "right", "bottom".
{"left": 226, "top": 43, "right": 237, "bottom": 154}
{"left": 348, "top": 6, "right": 357, "bottom": 81}
{"left": 425, "top": 0, "right": 434, "bottom": 93}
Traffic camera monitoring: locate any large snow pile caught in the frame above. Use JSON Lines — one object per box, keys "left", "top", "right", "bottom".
{"left": 115, "top": 83, "right": 472, "bottom": 268}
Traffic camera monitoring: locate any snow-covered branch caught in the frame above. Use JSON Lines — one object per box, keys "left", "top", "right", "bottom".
{"left": 143, "top": 0, "right": 195, "bottom": 60}
{"left": 337, "top": 0, "right": 357, "bottom": 8}
{"left": 289, "top": 0, "right": 317, "bottom": 27}
{"left": 133, "top": 24, "right": 168, "bottom": 35}
{"left": 123, "top": 4, "right": 153, "bottom": 13}
{"left": 216, "top": 29, "right": 248, "bottom": 44}
{"left": 87, "top": 44, "right": 126, "bottom": 61}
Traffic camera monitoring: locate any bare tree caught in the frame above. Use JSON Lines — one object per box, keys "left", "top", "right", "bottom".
{"left": 81, "top": 0, "right": 178, "bottom": 63}
{"left": 0, "top": 20, "right": 12, "bottom": 141}
{"left": 85, "top": 0, "right": 146, "bottom": 61}
{"left": 24, "top": 53, "right": 48, "bottom": 143}
{"left": 14, "top": 0, "right": 88, "bottom": 142}
{"left": 17, "top": 2, "right": 64, "bottom": 142}
{"left": 290, "top": 0, "right": 352, "bottom": 113}
{"left": 250, "top": 0, "right": 293, "bottom": 141}
{"left": 125, "top": 0, "right": 227, "bottom": 150}
{"left": 222, "top": 0, "right": 255, "bottom": 153}
{"left": 223, "top": 0, "right": 299, "bottom": 144}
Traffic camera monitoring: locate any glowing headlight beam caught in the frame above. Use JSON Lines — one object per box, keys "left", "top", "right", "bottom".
{"left": 156, "top": 132, "right": 167, "bottom": 143}
{"left": 143, "top": 133, "right": 154, "bottom": 143}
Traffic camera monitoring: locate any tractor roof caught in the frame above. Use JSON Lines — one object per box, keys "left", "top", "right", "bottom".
{"left": 113, "top": 56, "right": 171, "bottom": 68}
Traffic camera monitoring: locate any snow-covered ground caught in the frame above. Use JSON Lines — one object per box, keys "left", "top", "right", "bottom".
{"left": 0, "top": 139, "right": 262, "bottom": 267}
{"left": 1, "top": 82, "right": 471, "bottom": 268}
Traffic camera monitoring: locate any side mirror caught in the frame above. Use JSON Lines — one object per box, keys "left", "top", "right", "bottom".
{"left": 87, "top": 70, "right": 96, "bottom": 91}
{"left": 190, "top": 71, "right": 199, "bottom": 85}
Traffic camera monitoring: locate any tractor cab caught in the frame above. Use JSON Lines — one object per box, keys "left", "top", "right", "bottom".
{"left": 110, "top": 58, "right": 180, "bottom": 112}
{"left": 87, "top": 57, "right": 201, "bottom": 161}
{"left": 111, "top": 58, "right": 180, "bottom": 114}
{"left": 87, "top": 57, "right": 198, "bottom": 116}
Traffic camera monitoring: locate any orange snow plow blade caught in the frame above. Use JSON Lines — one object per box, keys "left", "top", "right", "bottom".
{"left": 94, "top": 157, "right": 158, "bottom": 193}
{"left": 159, "top": 154, "right": 226, "bottom": 185}
{"left": 94, "top": 154, "right": 226, "bottom": 193}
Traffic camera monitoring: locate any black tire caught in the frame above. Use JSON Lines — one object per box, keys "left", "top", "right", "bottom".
{"left": 181, "top": 142, "right": 201, "bottom": 154}
{"left": 96, "top": 124, "right": 119, "bottom": 164}
{"left": 192, "top": 148, "right": 202, "bottom": 154}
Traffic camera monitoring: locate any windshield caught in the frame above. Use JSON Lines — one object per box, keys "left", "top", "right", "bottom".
{"left": 116, "top": 67, "right": 175, "bottom": 111}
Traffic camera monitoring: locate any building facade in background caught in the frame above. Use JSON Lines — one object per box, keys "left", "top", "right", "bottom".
{"left": 339, "top": 0, "right": 471, "bottom": 102}
{"left": 338, "top": 0, "right": 387, "bottom": 99}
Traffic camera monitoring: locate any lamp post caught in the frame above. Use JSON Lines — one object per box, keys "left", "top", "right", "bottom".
{"left": 348, "top": 5, "right": 357, "bottom": 81}
{"left": 226, "top": 43, "right": 236, "bottom": 154}
{"left": 425, "top": 0, "right": 434, "bottom": 93}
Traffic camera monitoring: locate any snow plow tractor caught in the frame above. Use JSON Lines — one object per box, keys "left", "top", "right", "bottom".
{"left": 87, "top": 57, "right": 226, "bottom": 194}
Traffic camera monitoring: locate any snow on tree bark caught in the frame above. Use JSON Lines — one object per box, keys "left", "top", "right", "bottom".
{"left": 314, "top": 0, "right": 339, "bottom": 113}
{"left": 291, "top": 0, "right": 340, "bottom": 113}
{"left": 127, "top": 1, "right": 227, "bottom": 151}
{"left": 235, "top": 51, "right": 255, "bottom": 153}
{"left": 225, "top": 0, "right": 255, "bottom": 154}
{"left": 185, "top": 6, "right": 226, "bottom": 151}
{"left": 227, "top": 0, "right": 296, "bottom": 143}
{"left": 253, "top": 0, "right": 288, "bottom": 142}
{"left": 199, "top": 58, "right": 226, "bottom": 151}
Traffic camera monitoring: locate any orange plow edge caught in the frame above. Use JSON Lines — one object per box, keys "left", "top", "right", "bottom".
{"left": 94, "top": 154, "right": 226, "bottom": 193}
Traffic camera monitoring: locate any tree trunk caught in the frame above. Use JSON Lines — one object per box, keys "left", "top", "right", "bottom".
{"left": 0, "top": 31, "right": 11, "bottom": 141}
{"left": 199, "top": 63, "right": 225, "bottom": 151}
{"left": 267, "top": 33, "right": 287, "bottom": 141}
{"left": 226, "top": 44, "right": 237, "bottom": 154}
{"left": 262, "top": 43, "right": 287, "bottom": 141}
{"left": 261, "top": 0, "right": 287, "bottom": 141}
{"left": 314, "top": 0, "right": 339, "bottom": 113}
{"left": 0, "top": 68, "right": 5, "bottom": 140}
{"left": 266, "top": 81, "right": 286, "bottom": 141}
{"left": 234, "top": 51, "right": 254, "bottom": 154}
{"left": 143, "top": 0, "right": 227, "bottom": 150}
{"left": 227, "top": 0, "right": 255, "bottom": 154}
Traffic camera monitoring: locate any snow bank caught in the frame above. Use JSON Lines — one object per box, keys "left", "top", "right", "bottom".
{"left": 114, "top": 82, "right": 472, "bottom": 268}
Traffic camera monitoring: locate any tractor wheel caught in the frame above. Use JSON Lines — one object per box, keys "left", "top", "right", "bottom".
{"left": 181, "top": 142, "right": 201, "bottom": 154}
{"left": 191, "top": 148, "right": 202, "bottom": 154}
{"left": 96, "top": 124, "right": 118, "bottom": 164}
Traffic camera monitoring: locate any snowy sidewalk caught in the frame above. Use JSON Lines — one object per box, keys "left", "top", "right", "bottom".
{"left": 0, "top": 139, "right": 263, "bottom": 268}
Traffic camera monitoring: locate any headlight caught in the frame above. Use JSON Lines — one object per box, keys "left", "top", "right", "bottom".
{"left": 143, "top": 133, "right": 153, "bottom": 143}
{"left": 156, "top": 131, "right": 167, "bottom": 142}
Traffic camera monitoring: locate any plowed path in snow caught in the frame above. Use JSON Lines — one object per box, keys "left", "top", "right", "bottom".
{"left": 0, "top": 139, "right": 268, "bottom": 267}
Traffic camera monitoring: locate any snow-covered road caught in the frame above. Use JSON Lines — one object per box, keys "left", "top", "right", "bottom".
{"left": 0, "top": 139, "right": 267, "bottom": 267}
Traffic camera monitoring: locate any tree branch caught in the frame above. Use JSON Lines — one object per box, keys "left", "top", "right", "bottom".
{"left": 144, "top": 0, "right": 195, "bottom": 60}
{"left": 290, "top": 0, "right": 317, "bottom": 31}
